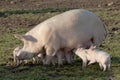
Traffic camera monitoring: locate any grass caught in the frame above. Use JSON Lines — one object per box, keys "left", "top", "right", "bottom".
{"left": 0, "top": 8, "right": 120, "bottom": 80}
{"left": 0, "top": 8, "right": 72, "bottom": 17}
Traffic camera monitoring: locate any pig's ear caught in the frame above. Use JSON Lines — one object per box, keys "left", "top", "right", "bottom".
{"left": 77, "top": 48, "right": 84, "bottom": 51}
{"left": 14, "top": 34, "right": 37, "bottom": 42}
{"left": 89, "top": 45, "right": 96, "bottom": 50}
{"left": 80, "top": 48, "right": 84, "bottom": 50}
{"left": 14, "top": 34, "right": 26, "bottom": 42}
{"left": 73, "top": 49, "right": 77, "bottom": 53}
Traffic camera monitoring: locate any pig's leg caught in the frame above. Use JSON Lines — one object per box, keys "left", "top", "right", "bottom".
{"left": 16, "top": 59, "right": 21, "bottom": 66}
{"left": 102, "top": 63, "right": 107, "bottom": 71}
{"left": 107, "top": 63, "right": 110, "bottom": 71}
{"left": 82, "top": 58, "right": 87, "bottom": 70}
{"left": 33, "top": 57, "right": 39, "bottom": 64}
{"left": 51, "top": 57, "right": 56, "bottom": 65}
{"left": 64, "top": 52, "right": 72, "bottom": 64}
{"left": 13, "top": 54, "right": 17, "bottom": 63}
{"left": 70, "top": 51, "right": 75, "bottom": 63}
{"left": 24, "top": 60, "right": 28, "bottom": 64}
{"left": 99, "top": 63, "right": 103, "bottom": 70}
{"left": 44, "top": 48, "right": 57, "bottom": 65}
{"left": 41, "top": 53, "right": 46, "bottom": 65}
{"left": 57, "top": 51, "right": 63, "bottom": 66}
{"left": 88, "top": 60, "right": 96, "bottom": 65}
{"left": 106, "top": 57, "right": 111, "bottom": 71}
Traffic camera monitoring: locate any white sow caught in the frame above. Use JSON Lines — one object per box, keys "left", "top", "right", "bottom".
{"left": 14, "top": 9, "right": 107, "bottom": 65}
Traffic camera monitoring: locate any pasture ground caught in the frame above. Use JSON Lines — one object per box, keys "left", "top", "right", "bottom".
{"left": 0, "top": 0, "right": 120, "bottom": 80}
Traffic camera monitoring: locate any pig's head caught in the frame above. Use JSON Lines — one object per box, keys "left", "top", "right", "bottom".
{"left": 88, "top": 45, "right": 96, "bottom": 51}
{"left": 13, "top": 46, "right": 22, "bottom": 63}
{"left": 73, "top": 48, "right": 87, "bottom": 55}
{"left": 14, "top": 34, "right": 41, "bottom": 60}
{"left": 85, "top": 45, "right": 97, "bottom": 57}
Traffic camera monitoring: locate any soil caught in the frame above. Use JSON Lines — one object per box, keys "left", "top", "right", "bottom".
{"left": 0, "top": 0, "right": 119, "bottom": 10}
{"left": 0, "top": 0, "right": 119, "bottom": 32}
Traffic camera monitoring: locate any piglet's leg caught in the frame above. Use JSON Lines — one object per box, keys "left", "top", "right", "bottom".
{"left": 103, "top": 64, "right": 107, "bottom": 71}
{"left": 88, "top": 60, "right": 96, "bottom": 65}
{"left": 107, "top": 64, "right": 110, "bottom": 71}
{"left": 99, "top": 63, "right": 103, "bottom": 70}
{"left": 82, "top": 58, "right": 87, "bottom": 70}
{"left": 16, "top": 59, "right": 21, "bottom": 66}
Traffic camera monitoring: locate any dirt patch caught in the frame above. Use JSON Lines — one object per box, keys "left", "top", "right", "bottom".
{"left": 0, "top": 0, "right": 119, "bottom": 10}
{"left": 0, "top": 0, "right": 119, "bottom": 34}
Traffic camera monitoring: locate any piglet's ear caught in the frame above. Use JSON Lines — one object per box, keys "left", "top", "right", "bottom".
{"left": 89, "top": 45, "right": 96, "bottom": 49}
{"left": 79, "top": 48, "right": 84, "bottom": 50}
{"left": 77, "top": 48, "right": 84, "bottom": 52}
{"left": 14, "top": 34, "right": 26, "bottom": 42}
{"left": 73, "top": 49, "right": 77, "bottom": 53}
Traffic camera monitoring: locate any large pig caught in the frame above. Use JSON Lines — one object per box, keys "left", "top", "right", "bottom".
{"left": 14, "top": 9, "right": 107, "bottom": 65}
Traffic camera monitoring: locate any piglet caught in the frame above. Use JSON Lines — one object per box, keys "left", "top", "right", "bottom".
{"left": 73, "top": 46, "right": 111, "bottom": 71}
{"left": 13, "top": 46, "right": 24, "bottom": 65}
